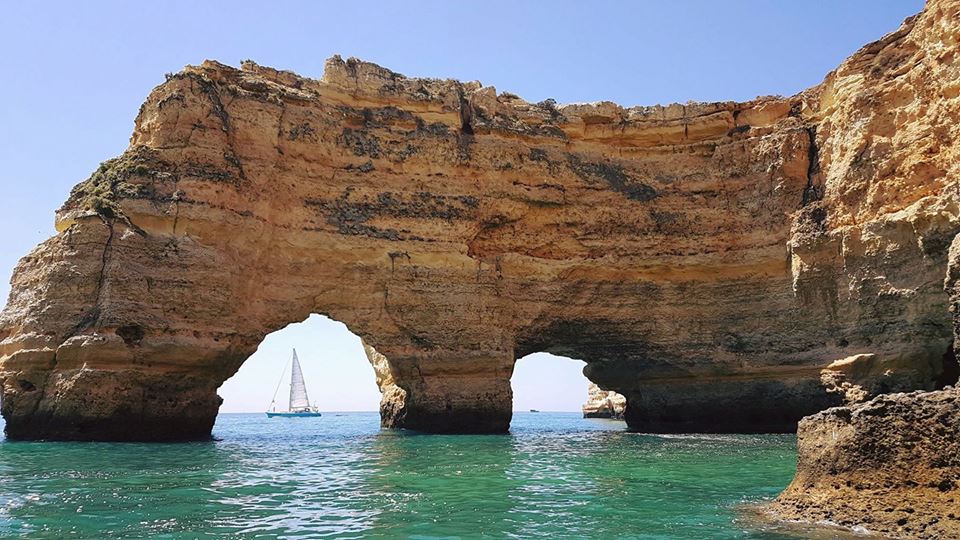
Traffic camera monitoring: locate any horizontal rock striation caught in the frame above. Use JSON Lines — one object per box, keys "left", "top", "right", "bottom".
{"left": 1, "top": 0, "right": 959, "bottom": 440}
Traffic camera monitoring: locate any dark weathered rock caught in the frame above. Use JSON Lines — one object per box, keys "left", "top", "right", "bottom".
{"left": 949, "top": 233, "right": 960, "bottom": 364}
{"left": 770, "top": 386, "right": 960, "bottom": 538}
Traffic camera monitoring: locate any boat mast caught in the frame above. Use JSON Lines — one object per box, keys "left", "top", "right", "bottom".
{"left": 268, "top": 358, "right": 289, "bottom": 413}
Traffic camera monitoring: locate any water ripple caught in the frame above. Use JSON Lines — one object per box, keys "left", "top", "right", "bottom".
{"left": 0, "top": 413, "right": 808, "bottom": 539}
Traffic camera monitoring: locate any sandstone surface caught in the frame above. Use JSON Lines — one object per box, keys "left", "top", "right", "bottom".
{"left": 1, "top": 0, "right": 959, "bottom": 440}
{"left": 767, "top": 192, "right": 960, "bottom": 537}
{"left": 582, "top": 383, "right": 626, "bottom": 419}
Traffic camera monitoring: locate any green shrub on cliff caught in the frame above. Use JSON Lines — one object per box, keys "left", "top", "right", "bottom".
{"left": 64, "top": 147, "right": 159, "bottom": 219}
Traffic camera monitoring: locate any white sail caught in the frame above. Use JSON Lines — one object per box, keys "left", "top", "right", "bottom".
{"left": 289, "top": 349, "right": 311, "bottom": 411}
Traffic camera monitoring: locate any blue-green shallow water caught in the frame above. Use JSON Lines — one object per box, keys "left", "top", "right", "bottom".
{"left": 1, "top": 412, "right": 821, "bottom": 539}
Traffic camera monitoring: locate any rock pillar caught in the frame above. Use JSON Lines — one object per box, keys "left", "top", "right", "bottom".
{"left": 375, "top": 351, "right": 514, "bottom": 433}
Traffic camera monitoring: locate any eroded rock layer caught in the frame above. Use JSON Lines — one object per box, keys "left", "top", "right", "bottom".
{"left": 1, "top": 0, "right": 959, "bottom": 439}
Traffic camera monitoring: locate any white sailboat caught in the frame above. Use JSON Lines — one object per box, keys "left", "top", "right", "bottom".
{"left": 266, "top": 349, "right": 322, "bottom": 418}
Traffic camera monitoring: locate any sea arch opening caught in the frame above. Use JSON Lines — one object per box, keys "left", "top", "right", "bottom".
{"left": 510, "top": 352, "right": 591, "bottom": 415}
{"left": 218, "top": 314, "right": 381, "bottom": 423}
{"left": 510, "top": 350, "right": 630, "bottom": 431}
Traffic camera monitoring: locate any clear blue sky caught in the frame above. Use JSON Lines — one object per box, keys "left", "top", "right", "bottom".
{"left": 0, "top": 1, "right": 924, "bottom": 412}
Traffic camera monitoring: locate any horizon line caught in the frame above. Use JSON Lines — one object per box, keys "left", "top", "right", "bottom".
{"left": 219, "top": 410, "right": 586, "bottom": 414}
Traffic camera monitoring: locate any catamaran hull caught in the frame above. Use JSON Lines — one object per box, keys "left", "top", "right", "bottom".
{"left": 266, "top": 412, "right": 323, "bottom": 418}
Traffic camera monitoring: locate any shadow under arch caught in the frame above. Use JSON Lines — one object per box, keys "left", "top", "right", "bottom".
{"left": 514, "top": 319, "right": 843, "bottom": 434}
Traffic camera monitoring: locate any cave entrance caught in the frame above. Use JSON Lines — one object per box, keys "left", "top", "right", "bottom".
{"left": 511, "top": 352, "right": 590, "bottom": 414}
{"left": 218, "top": 314, "right": 381, "bottom": 421}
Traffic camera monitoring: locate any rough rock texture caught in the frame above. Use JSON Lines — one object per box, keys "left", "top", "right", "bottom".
{"left": 950, "top": 233, "right": 960, "bottom": 368}
{"left": 770, "top": 387, "right": 960, "bottom": 538}
{"left": 1, "top": 0, "right": 959, "bottom": 440}
{"left": 767, "top": 219, "right": 960, "bottom": 534}
{"left": 582, "top": 383, "right": 626, "bottom": 419}
{"left": 362, "top": 340, "right": 408, "bottom": 428}
{"left": 818, "top": 352, "right": 943, "bottom": 406}
{"left": 767, "top": 2, "right": 960, "bottom": 533}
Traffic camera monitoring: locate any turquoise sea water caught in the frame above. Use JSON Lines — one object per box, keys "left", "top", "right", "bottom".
{"left": 1, "top": 412, "right": 827, "bottom": 539}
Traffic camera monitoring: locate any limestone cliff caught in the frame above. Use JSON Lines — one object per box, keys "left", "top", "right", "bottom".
{"left": 764, "top": 0, "right": 960, "bottom": 531}
{"left": 1, "top": 0, "right": 958, "bottom": 440}
{"left": 765, "top": 208, "right": 960, "bottom": 535}
{"left": 582, "top": 383, "right": 626, "bottom": 419}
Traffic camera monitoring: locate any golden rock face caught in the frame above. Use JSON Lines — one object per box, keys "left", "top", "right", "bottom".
{"left": 0, "top": 1, "right": 958, "bottom": 441}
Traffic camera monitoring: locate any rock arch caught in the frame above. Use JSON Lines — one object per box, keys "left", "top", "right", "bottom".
{"left": 2, "top": 3, "right": 959, "bottom": 440}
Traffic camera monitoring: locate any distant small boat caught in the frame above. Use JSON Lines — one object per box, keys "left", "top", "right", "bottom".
{"left": 266, "top": 349, "right": 323, "bottom": 418}
{"left": 529, "top": 409, "right": 540, "bottom": 413}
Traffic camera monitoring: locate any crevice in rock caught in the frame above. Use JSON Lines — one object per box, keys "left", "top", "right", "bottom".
{"left": 936, "top": 343, "right": 959, "bottom": 388}
{"left": 193, "top": 75, "right": 231, "bottom": 132}
{"left": 802, "top": 126, "right": 823, "bottom": 205}
{"left": 682, "top": 105, "right": 689, "bottom": 140}
{"left": 172, "top": 197, "right": 181, "bottom": 235}
{"left": 25, "top": 369, "right": 52, "bottom": 421}
{"left": 388, "top": 250, "right": 410, "bottom": 272}
{"left": 458, "top": 87, "right": 474, "bottom": 136}
{"left": 193, "top": 74, "right": 248, "bottom": 182}
{"left": 73, "top": 217, "right": 116, "bottom": 334}
{"left": 455, "top": 86, "right": 475, "bottom": 162}
{"left": 95, "top": 218, "right": 115, "bottom": 306}
{"left": 116, "top": 324, "right": 145, "bottom": 347}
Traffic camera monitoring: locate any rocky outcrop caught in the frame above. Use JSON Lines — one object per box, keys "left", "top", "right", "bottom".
{"left": 362, "top": 340, "right": 409, "bottom": 429}
{"left": 1, "top": 0, "right": 958, "bottom": 440}
{"left": 765, "top": 233, "right": 960, "bottom": 534}
{"left": 582, "top": 383, "right": 626, "bottom": 419}
{"left": 818, "top": 352, "right": 943, "bottom": 406}
{"left": 770, "top": 387, "right": 960, "bottom": 538}
{"left": 765, "top": 0, "right": 960, "bottom": 531}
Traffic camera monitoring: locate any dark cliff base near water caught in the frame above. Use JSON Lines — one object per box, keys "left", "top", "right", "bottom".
{"left": 2, "top": 414, "right": 217, "bottom": 442}
{"left": 622, "top": 380, "right": 844, "bottom": 434}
